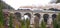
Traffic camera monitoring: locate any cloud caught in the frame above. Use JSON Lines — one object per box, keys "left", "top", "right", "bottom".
{"left": 3, "top": 0, "right": 54, "bottom": 10}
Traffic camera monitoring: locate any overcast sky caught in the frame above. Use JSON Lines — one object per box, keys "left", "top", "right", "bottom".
{"left": 2, "top": 0, "right": 57, "bottom": 10}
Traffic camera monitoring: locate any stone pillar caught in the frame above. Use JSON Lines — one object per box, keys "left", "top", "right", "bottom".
{"left": 47, "top": 14, "right": 53, "bottom": 28}
{"left": 39, "top": 13, "right": 44, "bottom": 27}
{"left": 30, "top": 14, "right": 35, "bottom": 28}
{"left": 21, "top": 13, "right": 24, "bottom": 20}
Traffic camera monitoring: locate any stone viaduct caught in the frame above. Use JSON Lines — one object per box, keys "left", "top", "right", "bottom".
{"left": 3, "top": 8, "right": 60, "bottom": 28}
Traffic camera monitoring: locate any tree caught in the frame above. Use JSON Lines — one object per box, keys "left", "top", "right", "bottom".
{"left": 57, "top": 13, "right": 60, "bottom": 28}
{"left": 9, "top": 14, "right": 13, "bottom": 28}
{"left": 0, "top": 0, "right": 4, "bottom": 28}
{"left": 53, "top": 13, "right": 60, "bottom": 28}
{"left": 41, "top": 20, "right": 46, "bottom": 28}
{"left": 53, "top": 18, "right": 58, "bottom": 28}
{"left": 0, "top": 0, "right": 14, "bottom": 28}
{"left": 26, "top": 18, "right": 30, "bottom": 28}
{"left": 21, "top": 19, "right": 26, "bottom": 28}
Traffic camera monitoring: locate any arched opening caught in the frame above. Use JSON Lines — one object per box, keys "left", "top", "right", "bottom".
{"left": 34, "top": 13, "right": 40, "bottom": 19}
{"left": 23, "top": 13, "right": 31, "bottom": 28}
{"left": 34, "top": 13, "right": 40, "bottom": 28}
{"left": 14, "top": 12, "right": 21, "bottom": 28}
{"left": 43, "top": 14, "right": 49, "bottom": 23}
{"left": 24, "top": 13, "right": 31, "bottom": 19}
{"left": 14, "top": 12, "right": 21, "bottom": 20}
{"left": 52, "top": 14, "right": 57, "bottom": 20}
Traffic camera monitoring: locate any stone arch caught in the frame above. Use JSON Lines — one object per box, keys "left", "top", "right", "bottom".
{"left": 24, "top": 13, "right": 31, "bottom": 19}
{"left": 43, "top": 14, "right": 49, "bottom": 23}
{"left": 52, "top": 14, "right": 57, "bottom": 20}
{"left": 24, "top": 13, "right": 31, "bottom": 28}
{"left": 14, "top": 12, "right": 21, "bottom": 19}
{"left": 34, "top": 13, "right": 40, "bottom": 19}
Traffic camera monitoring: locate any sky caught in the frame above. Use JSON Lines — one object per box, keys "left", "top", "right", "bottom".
{"left": 2, "top": 0, "right": 57, "bottom": 19}
{"left": 2, "top": 0, "right": 57, "bottom": 10}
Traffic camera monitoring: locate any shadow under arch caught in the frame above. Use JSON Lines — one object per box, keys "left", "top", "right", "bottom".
{"left": 52, "top": 14, "right": 57, "bottom": 20}
{"left": 14, "top": 12, "right": 21, "bottom": 19}
{"left": 24, "top": 13, "right": 31, "bottom": 28}
{"left": 43, "top": 14, "right": 49, "bottom": 23}
{"left": 24, "top": 13, "right": 31, "bottom": 19}
{"left": 34, "top": 13, "right": 40, "bottom": 19}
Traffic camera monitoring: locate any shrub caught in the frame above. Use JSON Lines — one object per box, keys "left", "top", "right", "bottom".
{"left": 41, "top": 20, "right": 46, "bottom": 28}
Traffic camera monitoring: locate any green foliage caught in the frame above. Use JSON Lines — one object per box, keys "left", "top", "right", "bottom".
{"left": 57, "top": 13, "right": 60, "bottom": 21}
{"left": 53, "top": 19, "right": 58, "bottom": 28}
{"left": 21, "top": 18, "right": 30, "bottom": 28}
{"left": 21, "top": 19, "right": 26, "bottom": 28}
{"left": 26, "top": 18, "right": 30, "bottom": 28}
{"left": 41, "top": 20, "right": 46, "bottom": 28}
{"left": 57, "top": 13, "right": 60, "bottom": 28}
{"left": 9, "top": 14, "right": 13, "bottom": 28}
{"left": 53, "top": 13, "right": 60, "bottom": 28}
{"left": 21, "top": 19, "right": 25, "bottom": 26}
{"left": 0, "top": 0, "right": 14, "bottom": 28}
{"left": 0, "top": 0, "right": 4, "bottom": 28}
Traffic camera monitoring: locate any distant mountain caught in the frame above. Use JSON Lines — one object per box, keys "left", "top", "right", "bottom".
{"left": 49, "top": 8, "right": 60, "bottom": 11}
{"left": 0, "top": 0, "right": 14, "bottom": 10}
{"left": 56, "top": 0, "right": 60, "bottom": 3}
{"left": 50, "top": 0, "right": 57, "bottom": 3}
